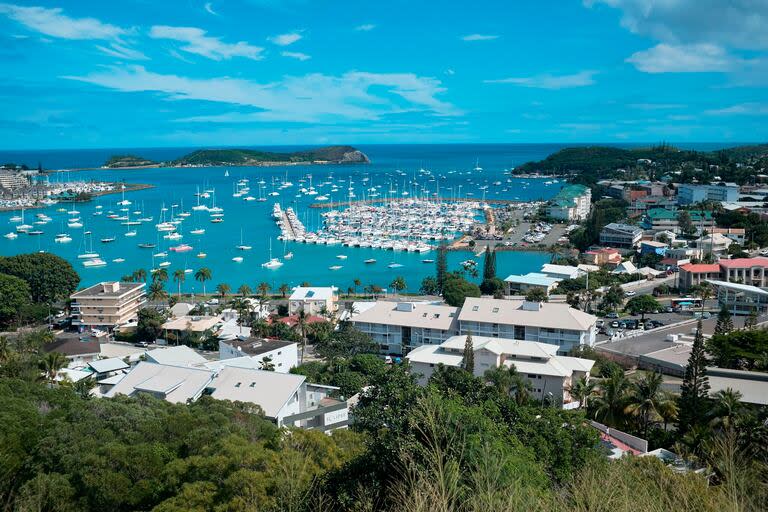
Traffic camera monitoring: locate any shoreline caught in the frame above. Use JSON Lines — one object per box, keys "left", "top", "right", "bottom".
{"left": 0, "top": 182, "right": 154, "bottom": 212}
{"left": 50, "top": 160, "right": 367, "bottom": 172}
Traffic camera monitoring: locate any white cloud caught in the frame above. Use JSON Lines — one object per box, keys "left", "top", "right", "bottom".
{"left": 0, "top": 3, "right": 125, "bottom": 39}
{"left": 268, "top": 32, "right": 302, "bottom": 46}
{"left": 149, "top": 25, "right": 263, "bottom": 60}
{"left": 355, "top": 24, "right": 376, "bottom": 31}
{"left": 63, "top": 65, "right": 461, "bottom": 123}
{"left": 204, "top": 2, "right": 217, "bottom": 15}
{"left": 484, "top": 71, "right": 596, "bottom": 89}
{"left": 461, "top": 34, "right": 499, "bottom": 41}
{"left": 96, "top": 43, "right": 148, "bottom": 60}
{"left": 282, "top": 51, "right": 310, "bottom": 61}
{"left": 705, "top": 103, "right": 768, "bottom": 116}
{"left": 626, "top": 43, "right": 735, "bottom": 73}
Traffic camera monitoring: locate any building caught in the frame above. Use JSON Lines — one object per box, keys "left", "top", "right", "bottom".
{"left": 677, "top": 263, "right": 722, "bottom": 290}
{"left": 719, "top": 257, "right": 768, "bottom": 287}
{"left": 406, "top": 335, "right": 595, "bottom": 406}
{"left": 218, "top": 338, "right": 298, "bottom": 373}
{"left": 503, "top": 273, "right": 560, "bottom": 296}
{"left": 599, "top": 223, "right": 643, "bottom": 248}
{"left": 691, "top": 232, "right": 733, "bottom": 254}
{"left": 105, "top": 361, "right": 214, "bottom": 404}
{"left": 288, "top": 286, "right": 338, "bottom": 315}
{"left": 87, "top": 357, "right": 130, "bottom": 380}
{"left": 547, "top": 184, "right": 592, "bottom": 221}
{"left": 70, "top": 281, "right": 146, "bottom": 330}
{"left": 0, "top": 170, "right": 30, "bottom": 191}
{"left": 707, "top": 280, "right": 768, "bottom": 315}
{"left": 456, "top": 298, "right": 598, "bottom": 355}
{"left": 639, "top": 240, "right": 668, "bottom": 256}
{"left": 350, "top": 301, "right": 459, "bottom": 355}
{"left": 677, "top": 182, "right": 739, "bottom": 205}
{"left": 144, "top": 345, "right": 208, "bottom": 367}
{"left": 582, "top": 248, "right": 622, "bottom": 266}
{"left": 710, "top": 227, "right": 746, "bottom": 245}
{"left": 644, "top": 209, "right": 715, "bottom": 234}
{"left": 43, "top": 334, "right": 101, "bottom": 366}
{"left": 539, "top": 263, "right": 583, "bottom": 280}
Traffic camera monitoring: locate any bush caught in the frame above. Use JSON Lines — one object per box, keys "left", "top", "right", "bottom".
{"left": 442, "top": 276, "right": 481, "bottom": 307}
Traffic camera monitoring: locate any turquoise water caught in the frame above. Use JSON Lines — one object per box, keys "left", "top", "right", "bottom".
{"left": 0, "top": 144, "right": 562, "bottom": 292}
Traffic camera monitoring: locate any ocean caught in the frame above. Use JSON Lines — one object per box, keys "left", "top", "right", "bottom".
{"left": 0, "top": 143, "right": 736, "bottom": 293}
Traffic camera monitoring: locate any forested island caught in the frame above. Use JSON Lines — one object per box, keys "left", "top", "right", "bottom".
{"left": 102, "top": 145, "right": 370, "bottom": 169}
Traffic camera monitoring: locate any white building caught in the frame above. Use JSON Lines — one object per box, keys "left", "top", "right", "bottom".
{"left": 218, "top": 339, "right": 298, "bottom": 373}
{"left": 677, "top": 182, "right": 739, "bottom": 205}
{"left": 350, "top": 301, "right": 459, "bottom": 355}
{"left": 547, "top": 184, "right": 592, "bottom": 221}
{"left": 288, "top": 286, "right": 339, "bottom": 315}
{"left": 540, "top": 263, "right": 584, "bottom": 280}
{"left": 105, "top": 361, "right": 214, "bottom": 404}
{"left": 406, "top": 335, "right": 595, "bottom": 406}
{"left": 144, "top": 345, "right": 208, "bottom": 367}
{"left": 456, "top": 298, "right": 597, "bottom": 355}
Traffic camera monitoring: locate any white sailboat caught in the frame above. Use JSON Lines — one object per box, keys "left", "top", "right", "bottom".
{"left": 261, "top": 239, "right": 283, "bottom": 268}
{"left": 77, "top": 232, "right": 99, "bottom": 259}
{"left": 236, "top": 229, "right": 252, "bottom": 250}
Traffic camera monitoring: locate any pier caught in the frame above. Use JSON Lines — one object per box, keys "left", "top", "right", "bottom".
{"left": 308, "top": 197, "right": 527, "bottom": 209}
{"left": 274, "top": 203, "right": 307, "bottom": 241}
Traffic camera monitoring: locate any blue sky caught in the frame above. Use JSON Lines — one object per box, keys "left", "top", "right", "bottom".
{"left": 0, "top": 0, "right": 766, "bottom": 149}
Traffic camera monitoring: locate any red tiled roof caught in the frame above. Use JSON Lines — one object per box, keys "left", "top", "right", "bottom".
{"left": 679, "top": 263, "right": 721, "bottom": 273}
{"left": 277, "top": 315, "right": 326, "bottom": 327}
{"left": 718, "top": 257, "right": 768, "bottom": 269}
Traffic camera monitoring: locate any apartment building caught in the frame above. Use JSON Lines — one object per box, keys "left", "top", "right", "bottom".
{"left": 70, "top": 281, "right": 146, "bottom": 330}
{"left": 599, "top": 223, "right": 643, "bottom": 248}
{"left": 456, "top": 298, "right": 597, "bottom": 355}
{"left": 678, "top": 257, "right": 768, "bottom": 291}
{"left": 349, "top": 301, "right": 459, "bottom": 355}
{"left": 547, "top": 184, "right": 592, "bottom": 221}
{"left": 288, "top": 286, "right": 338, "bottom": 315}
{"left": 218, "top": 338, "right": 298, "bottom": 373}
{"left": 677, "top": 182, "right": 739, "bottom": 205}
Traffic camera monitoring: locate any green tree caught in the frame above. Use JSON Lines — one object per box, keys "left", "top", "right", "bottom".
{"left": 714, "top": 305, "right": 734, "bottom": 336}
{"left": 257, "top": 281, "right": 271, "bottom": 297}
{"left": 592, "top": 368, "right": 630, "bottom": 428}
{"left": 524, "top": 287, "right": 548, "bottom": 303}
{"left": 419, "top": 276, "right": 439, "bottom": 295}
{"left": 461, "top": 331, "right": 474, "bottom": 374}
{"left": 600, "top": 284, "right": 626, "bottom": 312}
{"left": 566, "top": 375, "right": 596, "bottom": 409}
{"left": 479, "top": 277, "right": 505, "bottom": 296}
{"left": 0, "top": 253, "right": 79, "bottom": 304}
{"left": 152, "top": 268, "right": 168, "bottom": 284}
{"left": 677, "top": 320, "right": 711, "bottom": 434}
{"left": 194, "top": 267, "right": 212, "bottom": 295}
{"left": 147, "top": 281, "right": 168, "bottom": 302}
{"left": 0, "top": 273, "right": 31, "bottom": 328}
{"left": 136, "top": 307, "right": 164, "bottom": 342}
{"left": 435, "top": 244, "right": 448, "bottom": 293}
{"left": 172, "top": 269, "right": 185, "bottom": 297}
{"left": 744, "top": 307, "right": 758, "bottom": 329}
{"left": 216, "top": 283, "right": 231, "bottom": 297}
{"left": 624, "top": 371, "right": 666, "bottom": 438}
{"left": 237, "top": 284, "right": 252, "bottom": 297}
{"left": 623, "top": 294, "right": 661, "bottom": 321}
{"left": 677, "top": 210, "right": 696, "bottom": 237}
{"left": 353, "top": 278, "right": 361, "bottom": 295}
{"left": 259, "top": 356, "right": 275, "bottom": 371}
{"left": 482, "top": 245, "right": 496, "bottom": 280}
{"left": 132, "top": 268, "right": 147, "bottom": 283}
{"left": 389, "top": 276, "right": 406, "bottom": 295}
{"left": 278, "top": 283, "right": 290, "bottom": 298}
{"left": 38, "top": 351, "right": 67, "bottom": 383}
{"left": 442, "top": 276, "right": 481, "bottom": 307}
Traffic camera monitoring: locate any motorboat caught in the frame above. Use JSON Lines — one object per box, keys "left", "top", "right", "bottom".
{"left": 82, "top": 258, "right": 107, "bottom": 268}
{"left": 112, "top": 258, "right": 125, "bottom": 263}
{"left": 232, "top": 256, "right": 244, "bottom": 263}
{"left": 364, "top": 258, "right": 376, "bottom": 264}
{"left": 328, "top": 265, "right": 343, "bottom": 270}
{"left": 170, "top": 244, "right": 193, "bottom": 252}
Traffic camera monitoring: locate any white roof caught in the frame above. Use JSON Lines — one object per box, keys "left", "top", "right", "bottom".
{"left": 208, "top": 367, "right": 305, "bottom": 418}
{"left": 217, "top": 319, "right": 252, "bottom": 340}
{"left": 458, "top": 297, "right": 597, "bottom": 331}
{"left": 56, "top": 367, "right": 93, "bottom": 383}
{"left": 169, "top": 302, "right": 195, "bottom": 317}
{"left": 540, "top": 264, "right": 582, "bottom": 278}
{"left": 440, "top": 335, "right": 558, "bottom": 358}
{"left": 97, "top": 373, "right": 127, "bottom": 385}
{"left": 351, "top": 301, "right": 458, "bottom": 330}
{"left": 611, "top": 261, "right": 638, "bottom": 274}
{"left": 88, "top": 357, "right": 129, "bottom": 373}
{"left": 289, "top": 286, "right": 337, "bottom": 301}
{"left": 105, "top": 362, "right": 214, "bottom": 403}
{"left": 707, "top": 279, "right": 768, "bottom": 295}
{"left": 203, "top": 356, "right": 262, "bottom": 371}
{"left": 406, "top": 344, "right": 463, "bottom": 366}
{"left": 99, "top": 342, "right": 146, "bottom": 359}
{"left": 145, "top": 345, "right": 208, "bottom": 367}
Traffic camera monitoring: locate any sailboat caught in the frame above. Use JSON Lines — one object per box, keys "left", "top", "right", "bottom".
{"left": 117, "top": 184, "right": 132, "bottom": 206}
{"left": 473, "top": 158, "right": 483, "bottom": 172}
{"left": 77, "top": 232, "right": 99, "bottom": 259}
{"left": 236, "top": 229, "right": 252, "bottom": 250}
{"left": 261, "top": 239, "right": 283, "bottom": 268}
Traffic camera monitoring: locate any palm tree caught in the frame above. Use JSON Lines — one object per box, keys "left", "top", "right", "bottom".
{"left": 148, "top": 281, "right": 169, "bottom": 302}
{"left": 390, "top": 276, "right": 407, "bottom": 296}
{"left": 592, "top": 369, "right": 630, "bottom": 428}
{"left": 295, "top": 309, "right": 309, "bottom": 363}
{"left": 257, "top": 281, "right": 271, "bottom": 298}
{"left": 353, "top": 278, "right": 361, "bottom": 295}
{"left": 152, "top": 268, "right": 168, "bottom": 284}
{"left": 194, "top": 267, "right": 212, "bottom": 295}
{"left": 624, "top": 371, "right": 665, "bottom": 438}
{"left": 132, "top": 268, "right": 147, "bottom": 283}
{"left": 709, "top": 387, "right": 743, "bottom": 431}
{"left": 657, "top": 391, "right": 679, "bottom": 431}
{"left": 216, "top": 283, "right": 231, "bottom": 298}
{"left": 259, "top": 356, "right": 275, "bottom": 371}
{"left": 238, "top": 284, "right": 252, "bottom": 297}
{"left": 230, "top": 297, "right": 251, "bottom": 333}
{"left": 567, "top": 376, "right": 596, "bottom": 409}
{"left": 172, "top": 269, "right": 186, "bottom": 297}
{"left": 39, "top": 351, "right": 67, "bottom": 383}
{"left": 278, "top": 283, "right": 290, "bottom": 298}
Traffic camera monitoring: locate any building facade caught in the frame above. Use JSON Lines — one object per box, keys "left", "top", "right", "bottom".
{"left": 547, "top": 185, "right": 592, "bottom": 221}
{"left": 288, "top": 286, "right": 338, "bottom": 315}
{"left": 70, "top": 281, "right": 146, "bottom": 330}
{"left": 677, "top": 183, "right": 739, "bottom": 205}
{"left": 599, "top": 223, "right": 643, "bottom": 248}
{"left": 218, "top": 339, "right": 298, "bottom": 373}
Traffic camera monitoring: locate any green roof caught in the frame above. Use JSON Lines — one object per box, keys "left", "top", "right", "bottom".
{"left": 646, "top": 208, "right": 713, "bottom": 221}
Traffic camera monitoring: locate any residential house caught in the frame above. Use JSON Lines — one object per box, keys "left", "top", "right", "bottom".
{"left": 144, "top": 345, "right": 208, "bottom": 367}
{"left": 43, "top": 334, "right": 101, "bottom": 366}
{"left": 719, "top": 257, "right": 768, "bottom": 287}
{"left": 582, "top": 248, "right": 622, "bottom": 267}
{"left": 644, "top": 208, "right": 715, "bottom": 234}
{"left": 547, "top": 185, "right": 592, "bottom": 221}
{"left": 691, "top": 232, "right": 733, "bottom": 255}
{"left": 639, "top": 240, "right": 668, "bottom": 256}
{"left": 87, "top": 357, "right": 129, "bottom": 381}
{"left": 70, "top": 281, "right": 146, "bottom": 330}
{"left": 105, "top": 361, "right": 214, "bottom": 404}
{"left": 288, "top": 286, "right": 339, "bottom": 316}
{"left": 540, "top": 263, "right": 583, "bottom": 280}
{"left": 406, "top": 335, "right": 595, "bottom": 406}
{"left": 218, "top": 338, "right": 298, "bottom": 373}
{"left": 710, "top": 227, "right": 746, "bottom": 245}
{"left": 456, "top": 298, "right": 598, "bottom": 355}
{"left": 678, "top": 263, "right": 725, "bottom": 291}
{"left": 599, "top": 223, "right": 643, "bottom": 248}
{"left": 503, "top": 273, "right": 560, "bottom": 296}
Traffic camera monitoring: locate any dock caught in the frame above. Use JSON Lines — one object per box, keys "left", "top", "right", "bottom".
{"left": 308, "top": 197, "right": 527, "bottom": 209}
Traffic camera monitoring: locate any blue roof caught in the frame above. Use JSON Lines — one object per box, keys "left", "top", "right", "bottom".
{"left": 503, "top": 272, "right": 560, "bottom": 287}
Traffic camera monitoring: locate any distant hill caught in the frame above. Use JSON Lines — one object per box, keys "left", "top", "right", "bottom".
{"left": 172, "top": 145, "right": 370, "bottom": 166}
{"left": 103, "top": 155, "right": 158, "bottom": 168}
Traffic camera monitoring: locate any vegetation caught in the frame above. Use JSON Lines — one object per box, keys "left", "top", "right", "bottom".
{"left": 172, "top": 145, "right": 369, "bottom": 166}
{"left": 0, "top": 253, "right": 79, "bottom": 304}
{"left": 442, "top": 274, "right": 481, "bottom": 307}
{"left": 623, "top": 294, "right": 661, "bottom": 320}
{"left": 707, "top": 328, "right": 768, "bottom": 371}
{"left": 103, "top": 154, "right": 157, "bottom": 168}
{"left": 568, "top": 198, "right": 630, "bottom": 251}
{"left": 525, "top": 287, "right": 548, "bottom": 302}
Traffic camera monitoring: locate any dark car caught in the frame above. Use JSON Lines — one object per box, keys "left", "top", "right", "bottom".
{"left": 605, "top": 312, "right": 619, "bottom": 319}
{"left": 625, "top": 320, "right": 638, "bottom": 330}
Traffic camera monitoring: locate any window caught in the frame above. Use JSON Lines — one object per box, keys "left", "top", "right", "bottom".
{"left": 528, "top": 374, "right": 539, "bottom": 379}
{"left": 472, "top": 305, "right": 479, "bottom": 311}
{"left": 492, "top": 307, "right": 499, "bottom": 313}
{"left": 235, "top": 382, "right": 242, "bottom": 388}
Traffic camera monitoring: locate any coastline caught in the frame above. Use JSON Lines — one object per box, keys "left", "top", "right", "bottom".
{"left": 51, "top": 160, "right": 367, "bottom": 172}
{"left": 0, "top": 182, "right": 154, "bottom": 212}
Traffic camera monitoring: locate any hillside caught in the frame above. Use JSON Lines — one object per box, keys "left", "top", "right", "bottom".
{"left": 513, "top": 145, "right": 698, "bottom": 174}
{"left": 172, "top": 145, "right": 370, "bottom": 166}
{"left": 103, "top": 155, "right": 158, "bottom": 168}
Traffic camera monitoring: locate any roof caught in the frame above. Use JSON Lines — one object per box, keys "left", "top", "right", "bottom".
{"left": 641, "top": 240, "right": 668, "bottom": 248}
{"left": 585, "top": 247, "right": 621, "bottom": 255}
{"left": 679, "top": 263, "right": 721, "bottom": 273}
{"left": 707, "top": 369, "right": 768, "bottom": 405}
{"left": 706, "top": 280, "right": 768, "bottom": 295}
{"left": 289, "top": 286, "right": 337, "bottom": 301}
{"left": 203, "top": 356, "right": 262, "bottom": 372}
{"left": 351, "top": 301, "right": 459, "bottom": 330}
{"left": 406, "top": 344, "right": 463, "bottom": 366}
{"left": 221, "top": 338, "right": 296, "bottom": 356}
{"left": 105, "top": 361, "right": 214, "bottom": 403}
{"left": 611, "top": 261, "right": 638, "bottom": 274}
{"left": 162, "top": 315, "right": 220, "bottom": 332}
{"left": 540, "top": 264, "right": 582, "bottom": 278}
{"left": 718, "top": 257, "right": 768, "bottom": 269}
{"left": 503, "top": 272, "right": 560, "bottom": 287}
{"left": 646, "top": 208, "right": 677, "bottom": 220}
{"left": 56, "top": 367, "right": 93, "bottom": 383}
{"left": 278, "top": 315, "right": 327, "bottom": 327}
{"left": 88, "top": 357, "right": 129, "bottom": 373}
{"left": 441, "top": 335, "right": 559, "bottom": 357}
{"left": 457, "top": 298, "right": 597, "bottom": 331}
{"left": 44, "top": 335, "right": 100, "bottom": 357}
{"left": 145, "top": 345, "right": 207, "bottom": 367}
{"left": 71, "top": 281, "right": 144, "bottom": 298}
{"left": 208, "top": 366, "right": 306, "bottom": 418}
{"left": 602, "top": 223, "right": 642, "bottom": 234}
{"left": 169, "top": 302, "right": 195, "bottom": 317}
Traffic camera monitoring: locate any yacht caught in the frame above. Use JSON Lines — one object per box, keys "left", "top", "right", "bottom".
{"left": 158, "top": 261, "right": 171, "bottom": 268}
{"left": 261, "top": 258, "right": 283, "bottom": 269}
{"left": 82, "top": 258, "right": 107, "bottom": 268}
{"left": 170, "top": 244, "right": 193, "bottom": 253}
{"left": 55, "top": 234, "right": 72, "bottom": 243}
{"left": 328, "top": 265, "right": 342, "bottom": 271}
{"left": 138, "top": 243, "right": 156, "bottom": 249}
{"left": 100, "top": 237, "right": 116, "bottom": 243}
{"left": 112, "top": 258, "right": 125, "bottom": 263}
{"left": 4, "top": 232, "right": 18, "bottom": 239}
{"left": 388, "top": 263, "right": 404, "bottom": 269}
{"left": 364, "top": 258, "right": 376, "bottom": 264}
{"left": 232, "top": 256, "right": 244, "bottom": 263}
{"left": 190, "top": 228, "right": 206, "bottom": 235}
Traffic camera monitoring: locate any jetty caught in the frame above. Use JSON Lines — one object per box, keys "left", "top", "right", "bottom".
{"left": 308, "top": 197, "right": 526, "bottom": 209}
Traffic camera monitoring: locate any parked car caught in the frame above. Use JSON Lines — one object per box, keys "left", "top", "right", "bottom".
{"left": 625, "top": 320, "right": 638, "bottom": 330}
{"left": 605, "top": 312, "right": 619, "bottom": 319}
{"left": 596, "top": 320, "right": 605, "bottom": 328}
{"left": 134, "top": 341, "right": 149, "bottom": 348}
{"left": 625, "top": 290, "right": 637, "bottom": 297}
{"left": 618, "top": 321, "right": 627, "bottom": 329}
{"left": 664, "top": 306, "right": 674, "bottom": 313}
{"left": 610, "top": 321, "right": 620, "bottom": 328}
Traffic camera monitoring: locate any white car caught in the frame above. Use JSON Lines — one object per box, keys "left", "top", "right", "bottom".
{"left": 625, "top": 290, "right": 637, "bottom": 297}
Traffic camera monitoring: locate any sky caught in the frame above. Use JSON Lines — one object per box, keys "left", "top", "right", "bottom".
{"left": 0, "top": 0, "right": 766, "bottom": 149}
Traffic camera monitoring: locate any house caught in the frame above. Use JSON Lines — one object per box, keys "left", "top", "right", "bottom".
{"left": 547, "top": 185, "right": 592, "bottom": 221}
{"left": 43, "top": 334, "right": 101, "bottom": 366}
{"left": 456, "top": 298, "right": 598, "bottom": 355}
{"left": 288, "top": 286, "right": 338, "bottom": 316}
{"left": 169, "top": 302, "right": 195, "bottom": 318}
{"left": 161, "top": 315, "right": 221, "bottom": 336}
{"left": 644, "top": 209, "right": 715, "bottom": 234}
{"left": 406, "top": 335, "right": 595, "bottom": 406}
{"left": 710, "top": 227, "right": 746, "bottom": 245}
{"left": 105, "top": 361, "right": 214, "bottom": 403}
{"left": 599, "top": 223, "right": 643, "bottom": 248}
{"left": 87, "top": 357, "right": 130, "bottom": 380}
{"left": 503, "top": 273, "right": 560, "bottom": 296}
{"left": 350, "top": 301, "right": 459, "bottom": 355}
{"left": 582, "top": 248, "right": 622, "bottom": 266}
{"left": 611, "top": 260, "right": 638, "bottom": 275}
{"left": 691, "top": 232, "right": 733, "bottom": 255}
{"left": 540, "top": 263, "right": 583, "bottom": 280}
{"left": 677, "top": 182, "right": 739, "bottom": 205}
{"left": 144, "top": 345, "right": 208, "bottom": 367}
{"left": 639, "top": 240, "right": 668, "bottom": 256}
{"left": 218, "top": 338, "right": 298, "bottom": 373}
{"left": 677, "top": 263, "right": 722, "bottom": 290}
{"left": 70, "top": 281, "right": 146, "bottom": 330}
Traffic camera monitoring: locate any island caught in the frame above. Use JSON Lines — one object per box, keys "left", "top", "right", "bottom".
{"left": 101, "top": 145, "right": 370, "bottom": 169}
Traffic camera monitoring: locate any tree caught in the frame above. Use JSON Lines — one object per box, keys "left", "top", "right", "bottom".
{"left": 257, "top": 282, "right": 271, "bottom": 297}
{"left": 624, "top": 371, "right": 665, "bottom": 438}
{"left": 744, "top": 308, "right": 758, "bottom": 329}
{"left": 436, "top": 244, "right": 448, "bottom": 293}
{"left": 237, "top": 284, "right": 252, "bottom": 297}
{"left": 216, "top": 283, "right": 231, "bottom": 298}
{"left": 442, "top": 276, "right": 481, "bottom": 307}
{"left": 295, "top": 310, "right": 309, "bottom": 363}
{"left": 419, "top": 276, "right": 439, "bottom": 296}
{"left": 461, "top": 331, "right": 474, "bottom": 374}
{"left": 0, "top": 273, "right": 31, "bottom": 328}
{"left": 194, "top": 267, "right": 212, "bottom": 295}
{"left": 482, "top": 245, "right": 496, "bottom": 281}
{"left": 677, "top": 320, "right": 710, "bottom": 434}
{"left": 278, "top": 283, "right": 290, "bottom": 298}
{"left": 592, "top": 368, "right": 630, "bottom": 428}
{"left": 714, "top": 305, "right": 734, "bottom": 336}
{"left": 623, "top": 295, "right": 661, "bottom": 321}
{"left": 259, "top": 356, "right": 275, "bottom": 371}
{"left": 136, "top": 307, "right": 164, "bottom": 342}
{"left": 479, "top": 277, "right": 504, "bottom": 296}
{"left": 389, "top": 276, "right": 406, "bottom": 296}
{"left": 147, "top": 281, "right": 168, "bottom": 302}
{"left": 152, "top": 268, "right": 168, "bottom": 284}
{"left": 677, "top": 210, "right": 696, "bottom": 237}
{"left": 566, "top": 376, "right": 596, "bottom": 409}
{"left": 38, "top": 351, "right": 67, "bottom": 383}
{"left": 600, "top": 284, "right": 625, "bottom": 312}
{"left": 524, "top": 287, "right": 548, "bottom": 303}
{"left": 172, "top": 269, "right": 185, "bottom": 297}
{"left": 353, "top": 278, "right": 361, "bottom": 295}
{"left": 0, "top": 253, "right": 79, "bottom": 304}
{"left": 132, "top": 268, "right": 147, "bottom": 283}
